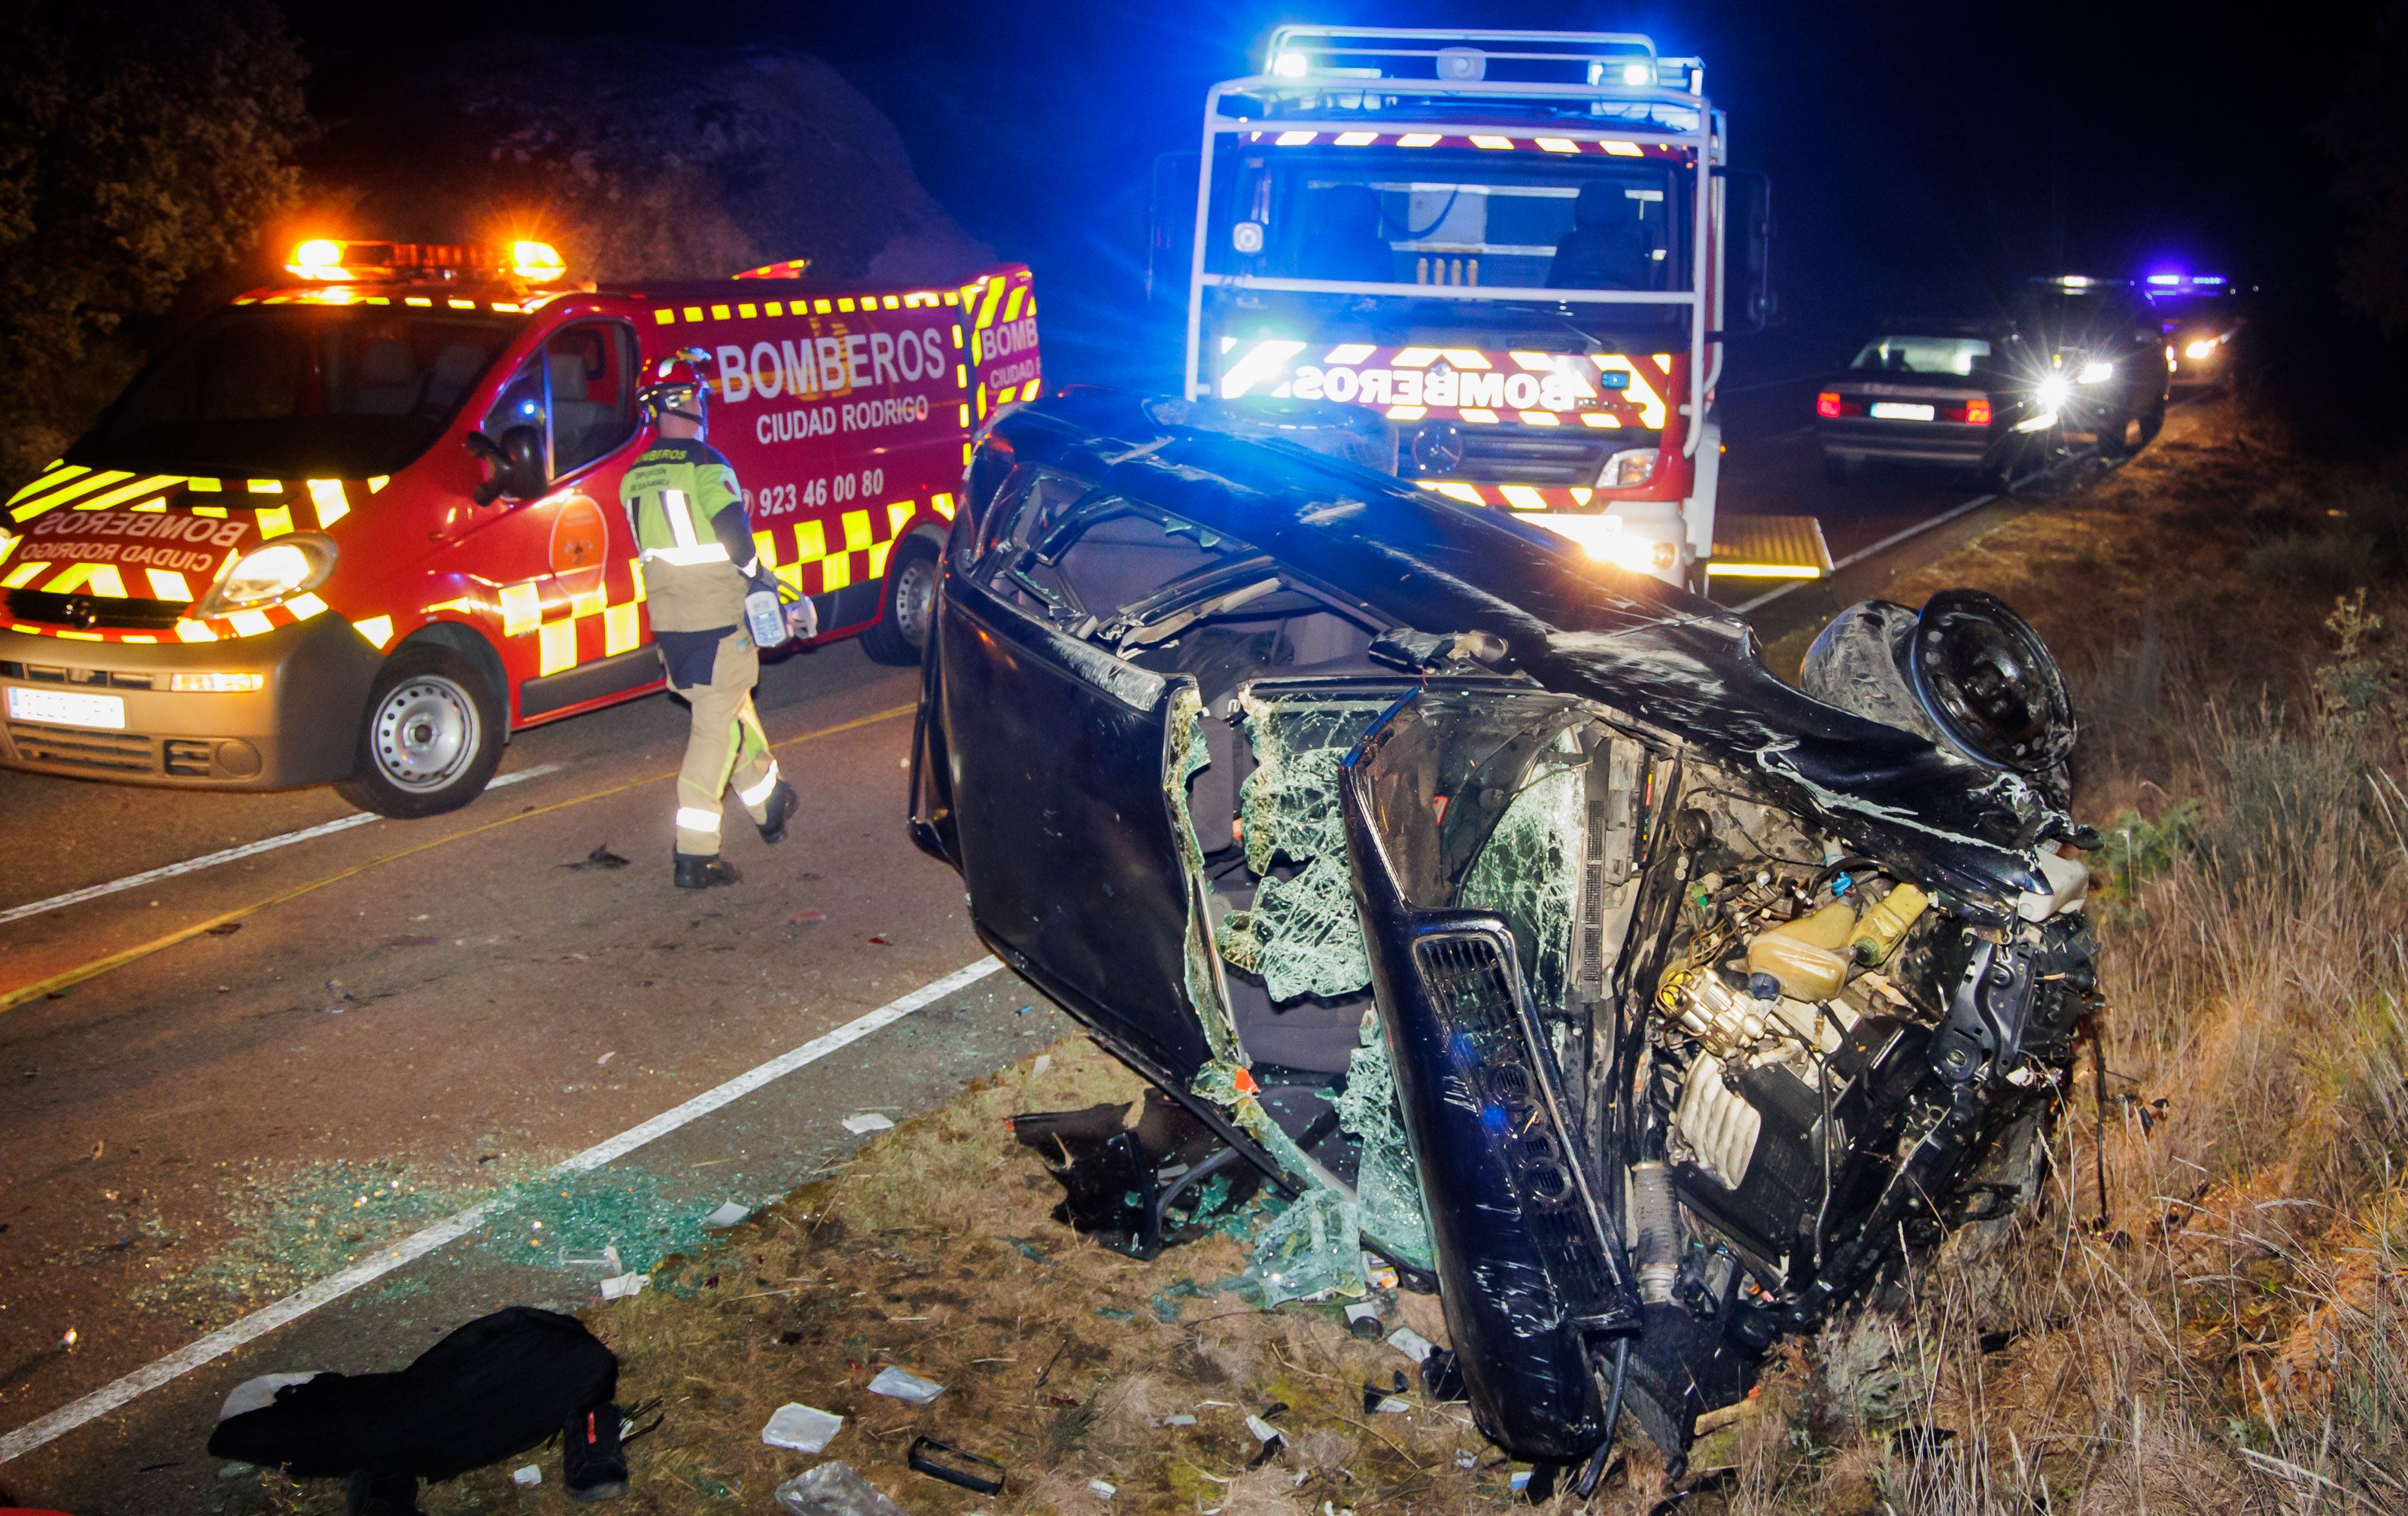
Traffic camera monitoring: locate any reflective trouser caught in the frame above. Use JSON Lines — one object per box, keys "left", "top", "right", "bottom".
{"left": 670, "top": 629, "right": 778, "bottom": 857}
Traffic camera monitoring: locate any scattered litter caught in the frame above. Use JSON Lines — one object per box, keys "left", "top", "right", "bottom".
{"left": 1160, "top": 1414, "right": 1197, "bottom": 1427}
{"left": 1031, "top": 1053, "right": 1052, "bottom": 1078}
{"left": 1372, "top": 1396, "right": 1410, "bottom": 1414}
{"left": 866, "top": 934, "right": 889, "bottom": 945}
{"left": 1419, "top": 1347, "right": 1467, "bottom": 1403}
{"left": 1455, "top": 1450, "right": 1478, "bottom": 1470}
{"left": 559, "top": 1246, "right": 622, "bottom": 1272}
{"left": 217, "top": 1373, "right": 320, "bottom": 1421}
{"left": 1248, "top": 1187, "right": 1365, "bottom": 1305}
{"left": 1385, "top": 1326, "right": 1434, "bottom": 1362}
{"left": 791, "top": 909, "right": 826, "bottom": 924}
{"left": 1509, "top": 1469, "right": 1532, "bottom": 1493}
{"left": 599, "top": 1272, "right": 649, "bottom": 1301}
{"left": 865, "top": 1365, "right": 944, "bottom": 1405}
{"left": 1014, "top": 1004, "right": 1034, "bottom": 1015}
{"left": 56, "top": 1327, "right": 78, "bottom": 1351}
{"left": 702, "top": 1201, "right": 752, "bottom": 1228}
{"left": 1361, "top": 1253, "right": 1400, "bottom": 1291}
{"left": 205, "top": 922, "right": 242, "bottom": 936}
{"left": 1093, "top": 1307, "right": 1134, "bottom": 1321}
{"left": 1245, "top": 1414, "right": 1285, "bottom": 1445}
{"left": 906, "top": 1435, "right": 1005, "bottom": 1494}
{"left": 1344, "top": 1301, "right": 1384, "bottom": 1338}
{"left": 762, "top": 1402, "right": 844, "bottom": 1454}
{"left": 563, "top": 845, "right": 631, "bottom": 871}
{"left": 1002, "top": 1236, "right": 1050, "bottom": 1264}
{"left": 1087, "top": 1478, "right": 1118, "bottom": 1500}
{"left": 774, "top": 1460, "right": 907, "bottom": 1516}
{"left": 512, "top": 1464, "right": 541, "bottom": 1487}
{"left": 841, "top": 1113, "right": 894, "bottom": 1135}
{"left": 1361, "top": 1371, "right": 1409, "bottom": 1413}
{"left": 596, "top": 1051, "right": 616, "bottom": 1067}
{"left": 1148, "top": 1278, "right": 1211, "bottom": 1322}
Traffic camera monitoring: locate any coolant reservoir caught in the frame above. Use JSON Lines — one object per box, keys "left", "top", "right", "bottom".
{"left": 1746, "top": 900, "right": 1857, "bottom": 1002}
{"left": 1850, "top": 882, "right": 1929, "bottom": 967}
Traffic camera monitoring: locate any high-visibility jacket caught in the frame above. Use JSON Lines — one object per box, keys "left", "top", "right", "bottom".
{"left": 617, "top": 439, "right": 758, "bottom": 634}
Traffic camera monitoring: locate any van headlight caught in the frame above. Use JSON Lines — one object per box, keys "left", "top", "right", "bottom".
{"left": 2076, "top": 359, "right": 2116, "bottom": 384}
{"left": 197, "top": 534, "right": 338, "bottom": 617}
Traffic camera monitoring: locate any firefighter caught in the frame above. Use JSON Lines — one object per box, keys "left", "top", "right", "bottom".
{"left": 623, "top": 352, "right": 810, "bottom": 887}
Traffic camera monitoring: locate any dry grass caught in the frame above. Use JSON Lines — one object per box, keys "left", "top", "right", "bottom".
{"left": 1713, "top": 400, "right": 2408, "bottom": 1513}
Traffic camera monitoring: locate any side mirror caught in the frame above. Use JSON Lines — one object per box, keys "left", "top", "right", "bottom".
{"left": 1715, "top": 168, "right": 1775, "bottom": 335}
{"left": 467, "top": 425, "right": 548, "bottom": 504}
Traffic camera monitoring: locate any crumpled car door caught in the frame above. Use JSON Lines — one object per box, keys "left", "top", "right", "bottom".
{"left": 931, "top": 565, "right": 1215, "bottom": 1082}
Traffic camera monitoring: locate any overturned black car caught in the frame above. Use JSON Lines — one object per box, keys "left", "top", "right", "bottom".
{"left": 908, "top": 389, "right": 2099, "bottom": 1470}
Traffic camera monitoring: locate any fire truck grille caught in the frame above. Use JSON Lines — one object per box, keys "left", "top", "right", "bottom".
{"left": 5, "top": 589, "right": 189, "bottom": 632}
{"left": 1452, "top": 431, "right": 1622, "bottom": 487}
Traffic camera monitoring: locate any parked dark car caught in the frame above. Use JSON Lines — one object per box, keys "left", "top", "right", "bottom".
{"left": 1816, "top": 320, "right": 2055, "bottom": 485}
{"left": 2141, "top": 272, "right": 2248, "bottom": 391}
{"left": 910, "top": 389, "right": 2099, "bottom": 1472}
{"left": 2017, "top": 277, "right": 2172, "bottom": 456}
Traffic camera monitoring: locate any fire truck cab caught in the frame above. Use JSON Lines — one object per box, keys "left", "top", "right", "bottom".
{"left": 0, "top": 239, "right": 1041, "bottom": 815}
{"left": 1176, "top": 26, "right": 1825, "bottom": 587}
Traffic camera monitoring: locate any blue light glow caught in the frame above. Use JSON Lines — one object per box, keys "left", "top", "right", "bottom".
{"left": 2145, "top": 272, "right": 2182, "bottom": 286}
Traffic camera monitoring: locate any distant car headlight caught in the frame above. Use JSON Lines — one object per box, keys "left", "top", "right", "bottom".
{"left": 2184, "top": 339, "right": 2215, "bottom": 361}
{"left": 2076, "top": 359, "right": 2116, "bottom": 385}
{"left": 1598, "top": 448, "right": 1658, "bottom": 489}
{"left": 196, "top": 534, "right": 338, "bottom": 617}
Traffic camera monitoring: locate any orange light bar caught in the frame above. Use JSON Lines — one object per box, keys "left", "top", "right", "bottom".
{"left": 281, "top": 238, "right": 571, "bottom": 285}
{"left": 509, "top": 240, "right": 564, "bottom": 279}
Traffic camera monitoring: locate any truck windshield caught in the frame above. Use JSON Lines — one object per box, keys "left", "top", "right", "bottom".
{"left": 1209, "top": 148, "right": 1690, "bottom": 297}
{"left": 69, "top": 305, "right": 521, "bottom": 478}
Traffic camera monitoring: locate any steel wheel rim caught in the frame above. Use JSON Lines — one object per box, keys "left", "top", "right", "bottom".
{"left": 369, "top": 676, "right": 479, "bottom": 793}
{"left": 893, "top": 557, "right": 936, "bottom": 647}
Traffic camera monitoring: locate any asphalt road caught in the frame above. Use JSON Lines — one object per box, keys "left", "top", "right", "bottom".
{"left": 0, "top": 348, "right": 2033, "bottom": 1511}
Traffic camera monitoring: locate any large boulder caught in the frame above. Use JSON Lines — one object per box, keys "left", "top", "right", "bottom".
{"left": 301, "top": 38, "right": 992, "bottom": 283}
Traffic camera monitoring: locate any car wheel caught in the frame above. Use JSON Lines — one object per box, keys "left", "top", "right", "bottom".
{"left": 860, "top": 537, "right": 939, "bottom": 665}
{"left": 2136, "top": 407, "right": 2163, "bottom": 446}
{"left": 1823, "top": 454, "right": 1859, "bottom": 485}
{"left": 334, "top": 643, "right": 506, "bottom": 818}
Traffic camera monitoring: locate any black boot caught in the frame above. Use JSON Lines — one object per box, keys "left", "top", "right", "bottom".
{"left": 563, "top": 1402, "right": 629, "bottom": 1502}
{"left": 673, "top": 853, "right": 740, "bottom": 888}
{"left": 755, "top": 779, "right": 799, "bottom": 845}
{"left": 346, "top": 1471, "right": 424, "bottom": 1516}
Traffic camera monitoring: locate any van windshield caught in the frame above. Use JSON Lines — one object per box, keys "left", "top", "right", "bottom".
{"left": 69, "top": 306, "right": 521, "bottom": 477}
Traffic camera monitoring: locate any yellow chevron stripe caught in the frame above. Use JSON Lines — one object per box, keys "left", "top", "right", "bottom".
{"left": 9, "top": 469, "right": 134, "bottom": 521}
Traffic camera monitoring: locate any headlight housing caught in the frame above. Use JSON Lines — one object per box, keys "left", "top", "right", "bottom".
{"left": 2033, "top": 375, "right": 2070, "bottom": 412}
{"left": 196, "top": 534, "right": 339, "bottom": 618}
{"left": 2184, "top": 338, "right": 2215, "bottom": 361}
{"left": 1598, "top": 447, "right": 1658, "bottom": 489}
{"left": 2076, "top": 359, "right": 2116, "bottom": 385}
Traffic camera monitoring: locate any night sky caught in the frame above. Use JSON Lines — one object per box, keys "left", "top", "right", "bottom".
{"left": 296, "top": 1, "right": 2383, "bottom": 357}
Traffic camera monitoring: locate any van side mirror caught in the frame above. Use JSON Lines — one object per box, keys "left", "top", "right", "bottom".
{"left": 467, "top": 426, "right": 549, "bottom": 504}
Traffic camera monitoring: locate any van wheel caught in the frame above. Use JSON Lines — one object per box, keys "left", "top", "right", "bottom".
{"left": 2136, "top": 406, "right": 2163, "bottom": 446}
{"left": 2093, "top": 414, "right": 2131, "bottom": 458}
{"left": 861, "top": 538, "right": 939, "bottom": 665}
{"left": 335, "top": 643, "right": 506, "bottom": 818}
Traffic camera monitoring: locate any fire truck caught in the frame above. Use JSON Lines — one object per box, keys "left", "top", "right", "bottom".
{"left": 0, "top": 239, "right": 1040, "bottom": 815}
{"left": 1169, "top": 26, "right": 1826, "bottom": 586}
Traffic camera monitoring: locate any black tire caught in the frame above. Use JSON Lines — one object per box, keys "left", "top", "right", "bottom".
{"left": 2093, "top": 412, "right": 2130, "bottom": 458}
{"left": 1822, "top": 453, "right": 1859, "bottom": 485}
{"left": 2136, "top": 406, "right": 2164, "bottom": 446}
{"left": 860, "top": 537, "right": 939, "bottom": 665}
{"left": 333, "top": 642, "right": 506, "bottom": 818}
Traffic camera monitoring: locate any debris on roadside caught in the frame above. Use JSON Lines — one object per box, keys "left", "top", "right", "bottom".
{"left": 701, "top": 1200, "right": 752, "bottom": 1228}
{"left": 790, "top": 909, "right": 827, "bottom": 925}
{"left": 562, "top": 845, "right": 631, "bottom": 871}
{"left": 598, "top": 1272, "right": 649, "bottom": 1301}
{"left": 1087, "top": 1477, "right": 1119, "bottom": 1499}
{"left": 864, "top": 1365, "right": 944, "bottom": 1405}
{"left": 205, "top": 1307, "right": 619, "bottom": 1511}
{"left": 762, "top": 1402, "right": 844, "bottom": 1454}
{"left": 1011, "top": 1090, "right": 1260, "bottom": 1259}
{"left": 511, "top": 1463, "right": 541, "bottom": 1486}
{"left": 1344, "top": 1301, "right": 1383, "bottom": 1338}
{"left": 906, "top": 1434, "right": 1005, "bottom": 1494}
{"left": 774, "top": 1460, "right": 907, "bottom": 1516}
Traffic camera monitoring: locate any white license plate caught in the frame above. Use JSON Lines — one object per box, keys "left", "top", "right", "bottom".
{"left": 1868, "top": 401, "right": 1937, "bottom": 422}
{"left": 7, "top": 686, "right": 126, "bottom": 730}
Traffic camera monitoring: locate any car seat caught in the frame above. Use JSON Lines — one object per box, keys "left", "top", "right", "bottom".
{"left": 1549, "top": 181, "right": 1652, "bottom": 289}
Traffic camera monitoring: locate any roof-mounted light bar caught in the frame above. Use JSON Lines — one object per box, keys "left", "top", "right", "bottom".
{"left": 282, "top": 238, "right": 569, "bottom": 285}
{"left": 1262, "top": 26, "right": 1702, "bottom": 96}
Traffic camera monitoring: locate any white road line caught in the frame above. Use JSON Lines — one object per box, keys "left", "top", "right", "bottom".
{"left": 0, "top": 954, "right": 1005, "bottom": 1465}
{"left": 0, "top": 764, "right": 561, "bottom": 927}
